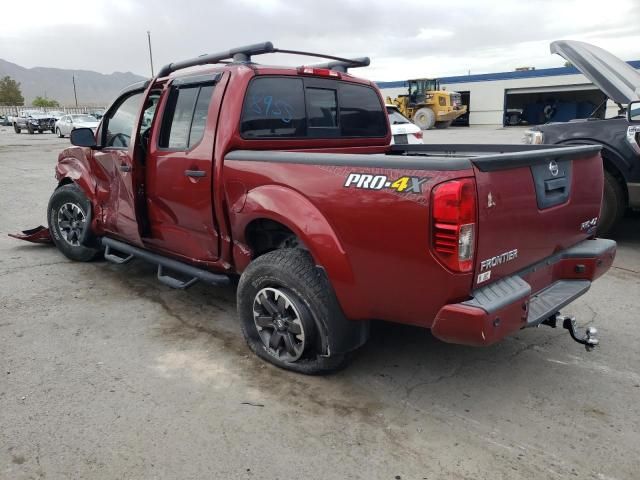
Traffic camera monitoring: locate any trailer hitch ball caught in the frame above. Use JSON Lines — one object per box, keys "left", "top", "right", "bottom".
{"left": 559, "top": 315, "right": 599, "bottom": 352}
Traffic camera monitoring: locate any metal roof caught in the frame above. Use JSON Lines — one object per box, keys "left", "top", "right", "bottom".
{"left": 376, "top": 60, "right": 640, "bottom": 89}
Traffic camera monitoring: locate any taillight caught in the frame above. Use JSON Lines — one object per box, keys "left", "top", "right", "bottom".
{"left": 431, "top": 178, "right": 477, "bottom": 272}
{"left": 297, "top": 66, "right": 341, "bottom": 78}
{"left": 413, "top": 131, "right": 423, "bottom": 140}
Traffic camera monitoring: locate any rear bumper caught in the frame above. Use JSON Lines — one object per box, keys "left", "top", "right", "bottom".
{"left": 431, "top": 238, "right": 616, "bottom": 346}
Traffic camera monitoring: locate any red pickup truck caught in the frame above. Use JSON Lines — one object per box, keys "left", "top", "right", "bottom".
{"left": 16, "top": 43, "right": 616, "bottom": 374}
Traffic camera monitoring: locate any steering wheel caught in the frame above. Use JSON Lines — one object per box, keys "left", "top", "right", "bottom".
{"left": 109, "top": 133, "right": 130, "bottom": 148}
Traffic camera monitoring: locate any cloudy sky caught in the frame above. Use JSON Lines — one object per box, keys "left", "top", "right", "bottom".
{"left": 1, "top": 0, "right": 639, "bottom": 81}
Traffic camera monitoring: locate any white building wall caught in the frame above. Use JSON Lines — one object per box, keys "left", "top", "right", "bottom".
{"left": 380, "top": 72, "right": 620, "bottom": 126}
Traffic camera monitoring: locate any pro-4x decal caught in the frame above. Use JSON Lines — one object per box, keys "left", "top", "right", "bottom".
{"left": 344, "top": 173, "right": 429, "bottom": 194}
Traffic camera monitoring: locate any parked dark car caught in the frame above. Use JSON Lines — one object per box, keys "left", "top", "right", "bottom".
{"left": 524, "top": 40, "right": 640, "bottom": 234}
{"left": 0, "top": 114, "right": 13, "bottom": 126}
{"left": 13, "top": 111, "right": 56, "bottom": 134}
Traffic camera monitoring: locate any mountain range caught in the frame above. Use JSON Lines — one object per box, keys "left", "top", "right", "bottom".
{"left": 0, "top": 58, "right": 147, "bottom": 107}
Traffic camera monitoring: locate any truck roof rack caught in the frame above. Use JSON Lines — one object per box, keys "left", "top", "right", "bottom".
{"left": 157, "top": 41, "right": 370, "bottom": 77}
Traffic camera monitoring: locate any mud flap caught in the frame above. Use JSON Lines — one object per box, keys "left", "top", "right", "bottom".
{"left": 8, "top": 225, "right": 53, "bottom": 244}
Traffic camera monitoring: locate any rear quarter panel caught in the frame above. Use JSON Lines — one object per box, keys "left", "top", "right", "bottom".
{"left": 224, "top": 159, "right": 475, "bottom": 326}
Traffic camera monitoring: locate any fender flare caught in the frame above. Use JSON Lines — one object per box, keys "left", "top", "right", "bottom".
{"left": 556, "top": 139, "right": 629, "bottom": 202}
{"left": 233, "top": 184, "right": 362, "bottom": 318}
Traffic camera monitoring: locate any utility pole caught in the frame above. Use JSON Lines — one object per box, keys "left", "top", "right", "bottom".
{"left": 147, "top": 31, "right": 155, "bottom": 77}
{"left": 72, "top": 74, "right": 78, "bottom": 107}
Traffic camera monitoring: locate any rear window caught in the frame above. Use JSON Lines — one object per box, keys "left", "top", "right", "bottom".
{"left": 240, "top": 78, "right": 306, "bottom": 138}
{"left": 240, "top": 76, "right": 387, "bottom": 139}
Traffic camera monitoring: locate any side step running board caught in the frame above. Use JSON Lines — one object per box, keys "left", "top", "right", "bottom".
{"left": 102, "top": 237, "right": 229, "bottom": 289}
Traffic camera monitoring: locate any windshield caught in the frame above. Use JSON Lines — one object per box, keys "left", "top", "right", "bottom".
{"left": 72, "top": 115, "right": 97, "bottom": 122}
{"left": 387, "top": 107, "right": 410, "bottom": 124}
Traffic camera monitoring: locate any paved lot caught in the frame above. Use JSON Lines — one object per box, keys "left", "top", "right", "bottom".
{"left": 1, "top": 125, "right": 639, "bottom": 480}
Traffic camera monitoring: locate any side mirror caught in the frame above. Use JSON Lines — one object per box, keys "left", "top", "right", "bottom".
{"left": 70, "top": 128, "right": 97, "bottom": 148}
{"left": 628, "top": 101, "right": 640, "bottom": 122}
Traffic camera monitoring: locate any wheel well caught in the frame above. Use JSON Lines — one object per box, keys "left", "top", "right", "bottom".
{"left": 245, "top": 219, "right": 304, "bottom": 258}
{"left": 57, "top": 177, "right": 74, "bottom": 188}
{"left": 601, "top": 151, "right": 629, "bottom": 205}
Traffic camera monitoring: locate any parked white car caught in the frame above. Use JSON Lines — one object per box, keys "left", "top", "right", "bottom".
{"left": 386, "top": 105, "right": 423, "bottom": 144}
{"left": 55, "top": 114, "right": 99, "bottom": 138}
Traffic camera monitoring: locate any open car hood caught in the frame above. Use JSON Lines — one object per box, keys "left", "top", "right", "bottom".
{"left": 550, "top": 40, "right": 640, "bottom": 104}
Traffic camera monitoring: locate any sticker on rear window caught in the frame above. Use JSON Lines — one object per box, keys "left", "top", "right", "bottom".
{"left": 344, "top": 173, "right": 428, "bottom": 193}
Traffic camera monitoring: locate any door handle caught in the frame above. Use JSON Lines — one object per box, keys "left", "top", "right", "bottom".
{"left": 119, "top": 164, "right": 132, "bottom": 172}
{"left": 185, "top": 170, "right": 206, "bottom": 178}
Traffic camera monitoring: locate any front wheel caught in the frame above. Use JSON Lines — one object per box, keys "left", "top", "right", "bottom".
{"left": 237, "top": 249, "right": 352, "bottom": 374}
{"left": 13, "top": 123, "right": 21, "bottom": 134}
{"left": 47, "top": 183, "right": 101, "bottom": 262}
{"left": 413, "top": 107, "right": 436, "bottom": 130}
{"left": 56, "top": 128, "right": 64, "bottom": 138}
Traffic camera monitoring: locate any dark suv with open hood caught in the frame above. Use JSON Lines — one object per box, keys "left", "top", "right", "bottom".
{"left": 524, "top": 40, "right": 640, "bottom": 235}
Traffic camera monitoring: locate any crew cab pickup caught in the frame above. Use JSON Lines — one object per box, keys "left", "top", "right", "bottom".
{"left": 16, "top": 42, "right": 616, "bottom": 374}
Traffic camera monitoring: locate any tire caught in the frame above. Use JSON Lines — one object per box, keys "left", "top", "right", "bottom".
{"left": 13, "top": 123, "right": 20, "bottom": 134}
{"left": 597, "top": 170, "right": 625, "bottom": 236}
{"left": 51, "top": 127, "right": 55, "bottom": 134}
{"left": 413, "top": 107, "right": 436, "bottom": 130}
{"left": 27, "top": 125, "right": 34, "bottom": 134}
{"left": 435, "top": 120, "right": 452, "bottom": 129}
{"left": 56, "top": 128, "right": 64, "bottom": 138}
{"left": 47, "top": 183, "right": 101, "bottom": 262}
{"left": 237, "top": 249, "right": 352, "bottom": 375}
{"left": 38, "top": 129, "right": 43, "bottom": 134}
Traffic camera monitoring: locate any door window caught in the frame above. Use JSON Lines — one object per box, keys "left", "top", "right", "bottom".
{"left": 102, "top": 92, "right": 144, "bottom": 148}
{"left": 158, "top": 84, "right": 214, "bottom": 150}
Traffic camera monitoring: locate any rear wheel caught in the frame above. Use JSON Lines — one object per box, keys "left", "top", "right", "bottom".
{"left": 237, "top": 249, "right": 351, "bottom": 374}
{"left": 47, "top": 184, "right": 100, "bottom": 262}
{"left": 597, "top": 170, "right": 625, "bottom": 236}
{"left": 13, "top": 123, "right": 20, "bottom": 134}
{"left": 413, "top": 108, "right": 436, "bottom": 130}
{"left": 27, "top": 124, "right": 34, "bottom": 134}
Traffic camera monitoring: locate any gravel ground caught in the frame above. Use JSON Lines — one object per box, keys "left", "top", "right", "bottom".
{"left": 1, "top": 125, "right": 639, "bottom": 480}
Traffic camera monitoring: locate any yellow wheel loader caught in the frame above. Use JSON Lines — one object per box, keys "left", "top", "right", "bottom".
{"left": 386, "top": 78, "right": 467, "bottom": 130}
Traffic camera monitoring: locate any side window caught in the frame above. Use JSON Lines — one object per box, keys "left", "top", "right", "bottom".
{"left": 158, "top": 84, "right": 214, "bottom": 149}
{"left": 339, "top": 84, "right": 387, "bottom": 137}
{"left": 240, "top": 77, "right": 306, "bottom": 138}
{"left": 103, "top": 92, "right": 144, "bottom": 148}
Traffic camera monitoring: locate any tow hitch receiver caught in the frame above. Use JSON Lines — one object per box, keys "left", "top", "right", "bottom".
{"left": 542, "top": 313, "right": 599, "bottom": 351}
{"left": 8, "top": 225, "right": 52, "bottom": 244}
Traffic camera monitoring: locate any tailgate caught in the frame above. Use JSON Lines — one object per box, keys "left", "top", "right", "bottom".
{"left": 471, "top": 145, "right": 603, "bottom": 288}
